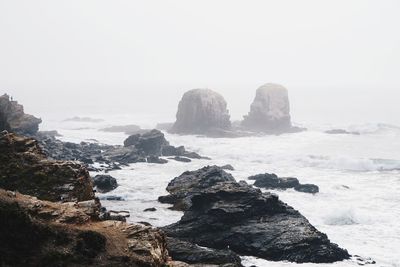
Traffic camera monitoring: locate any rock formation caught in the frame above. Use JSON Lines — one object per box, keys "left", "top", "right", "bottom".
{"left": 170, "top": 89, "right": 231, "bottom": 135}
{"left": 93, "top": 175, "right": 118, "bottom": 193}
{"left": 0, "top": 189, "right": 169, "bottom": 267}
{"left": 0, "top": 94, "right": 42, "bottom": 135}
{"left": 0, "top": 131, "right": 94, "bottom": 202}
{"left": 242, "top": 83, "right": 294, "bottom": 133}
{"left": 248, "top": 173, "right": 319, "bottom": 194}
{"left": 160, "top": 166, "right": 350, "bottom": 263}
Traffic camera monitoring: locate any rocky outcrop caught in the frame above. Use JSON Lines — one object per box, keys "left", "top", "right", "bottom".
{"left": 166, "top": 237, "right": 242, "bottom": 266}
{"left": 124, "top": 129, "right": 169, "bottom": 155}
{"left": 93, "top": 175, "right": 118, "bottom": 193}
{"left": 242, "top": 84, "right": 301, "bottom": 133}
{"left": 0, "top": 189, "right": 169, "bottom": 267}
{"left": 161, "top": 166, "right": 349, "bottom": 263}
{"left": 0, "top": 131, "right": 94, "bottom": 202}
{"left": 170, "top": 89, "right": 231, "bottom": 135}
{"left": 248, "top": 173, "right": 319, "bottom": 194}
{"left": 0, "top": 94, "right": 42, "bottom": 135}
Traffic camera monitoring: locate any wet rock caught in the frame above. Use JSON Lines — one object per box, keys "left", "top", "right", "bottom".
{"left": 0, "top": 189, "right": 169, "bottom": 266}
{"left": 166, "top": 237, "right": 242, "bottom": 266}
{"left": 170, "top": 157, "right": 191, "bottom": 163}
{"left": 242, "top": 84, "right": 303, "bottom": 133}
{"left": 220, "top": 164, "right": 235, "bottom": 171}
{"left": 93, "top": 175, "right": 118, "bottom": 193}
{"left": 161, "top": 166, "right": 349, "bottom": 263}
{"left": 147, "top": 156, "right": 168, "bottom": 164}
{"left": 325, "top": 129, "right": 360, "bottom": 135}
{"left": 248, "top": 173, "right": 319, "bottom": 194}
{"left": 162, "top": 145, "right": 185, "bottom": 156}
{"left": 124, "top": 129, "right": 169, "bottom": 156}
{"left": 0, "top": 94, "right": 42, "bottom": 135}
{"left": 144, "top": 207, "right": 157, "bottom": 212}
{"left": 170, "top": 89, "right": 231, "bottom": 135}
{"left": 0, "top": 132, "right": 94, "bottom": 202}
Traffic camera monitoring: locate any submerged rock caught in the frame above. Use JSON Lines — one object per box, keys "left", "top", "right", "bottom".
{"left": 242, "top": 84, "right": 301, "bottom": 133}
{"left": 93, "top": 175, "right": 118, "bottom": 193}
{"left": 0, "top": 94, "right": 42, "bottom": 135}
{"left": 0, "top": 132, "right": 94, "bottom": 202}
{"left": 170, "top": 89, "right": 231, "bottom": 135}
{"left": 0, "top": 189, "right": 169, "bottom": 267}
{"left": 248, "top": 173, "right": 319, "bottom": 194}
{"left": 161, "top": 166, "right": 349, "bottom": 263}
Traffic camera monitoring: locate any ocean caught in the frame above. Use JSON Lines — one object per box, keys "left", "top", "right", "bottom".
{"left": 39, "top": 113, "right": 400, "bottom": 267}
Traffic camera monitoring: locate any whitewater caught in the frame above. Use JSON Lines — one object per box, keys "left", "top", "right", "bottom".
{"left": 40, "top": 114, "right": 400, "bottom": 267}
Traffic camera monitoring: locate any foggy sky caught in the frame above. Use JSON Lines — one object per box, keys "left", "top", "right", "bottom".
{"left": 1, "top": 1, "right": 399, "bottom": 124}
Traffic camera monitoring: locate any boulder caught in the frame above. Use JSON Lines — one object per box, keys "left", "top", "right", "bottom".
{"left": 170, "top": 89, "right": 231, "bottom": 135}
{"left": 248, "top": 173, "right": 319, "bottom": 194}
{"left": 166, "top": 237, "right": 242, "bottom": 266}
{"left": 0, "top": 132, "right": 94, "bottom": 202}
{"left": 124, "top": 129, "right": 169, "bottom": 156}
{"left": 0, "top": 189, "right": 169, "bottom": 267}
{"left": 161, "top": 166, "right": 349, "bottom": 263}
{"left": 93, "top": 175, "right": 118, "bottom": 193}
{"left": 0, "top": 94, "right": 42, "bottom": 135}
{"left": 242, "top": 84, "right": 293, "bottom": 133}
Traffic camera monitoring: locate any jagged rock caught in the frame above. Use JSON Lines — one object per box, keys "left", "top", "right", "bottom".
{"left": 124, "top": 129, "right": 169, "bottom": 155}
{"left": 170, "top": 89, "right": 231, "bottom": 135}
{"left": 93, "top": 175, "right": 118, "bottom": 193}
{"left": 0, "top": 132, "right": 94, "bottom": 202}
{"left": 242, "top": 84, "right": 299, "bottom": 133}
{"left": 100, "top": 124, "right": 141, "bottom": 135}
{"left": 0, "top": 94, "right": 42, "bottom": 135}
{"left": 166, "top": 237, "right": 242, "bottom": 266}
{"left": 248, "top": 173, "right": 319, "bottom": 194}
{"left": 161, "top": 166, "right": 349, "bottom": 263}
{"left": 158, "top": 166, "right": 236, "bottom": 211}
{"left": 0, "top": 189, "right": 168, "bottom": 267}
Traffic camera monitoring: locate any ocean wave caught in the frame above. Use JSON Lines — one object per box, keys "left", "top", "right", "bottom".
{"left": 347, "top": 123, "right": 400, "bottom": 135}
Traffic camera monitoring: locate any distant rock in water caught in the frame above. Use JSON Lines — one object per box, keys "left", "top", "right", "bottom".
{"left": 248, "top": 173, "right": 319, "bottom": 194}
{"left": 63, "top": 116, "right": 104, "bottom": 123}
{"left": 325, "top": 129, "right": 360, "bottom": 135}
{"left": 242, "top": 84, "right": 302, "bottom": 133}
{"left": 124, "top": 129, "right": 169, "bottom": 155}
{"left": 100, "top": 124, "right": 141, "bottom": 135}
{"left": 0, "top": 131, "right": 94, "bottom": 202}
{"left": 0, "top": 94, "right": 42, "bottom": 135}
{"left": 161, "top": 166, "right": 349, "bottom": 263}
{"left": 170, "top": 89, "right": 231, "bottom": 135}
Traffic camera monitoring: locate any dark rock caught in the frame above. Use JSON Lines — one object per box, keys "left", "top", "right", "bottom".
{"left": 144, "top": 207, "right": 157, "bottom": 212}
{"left": 162, "top": 145, "right": 185, "bottom": 156}
{"left": 147, "top": 156, "right": 168, "bottom": 164}
{"left": 325, "top": 129, "right": 360, "bottom": 135}
{"left": 161, "top": 166, "right": 349, "bottom": 263}
{"left": 158, "top": 166, "right": 236, "bottom": 211}
{"left": 124, "top": 129, "right": 169, "bottom": 156}
{"left": 220, "top": 164, "right": 235, "bottom": 171}
{"left": 123, "top": 134, "right": 141, "bottom": 147}
{"left": 166, "top": 237, "right": 242, "bottom": 266}
{"left": 0, "top": 94, "right": 42, "bottom": 135}
{"left": 102, "top": 196, "right": 124, "bottom": 201}
{"left": 170, "top": 89, "right": 231, "bottom": 135}
{"left": 0, "top": 132, "right": 94, "bottom": 202}
{"left": 249, "top": 173, "right": 319, "bottom": 194}
{"left": 182, "top": 151, "right": 202, "bottom": 159}
{"left": 170, "top": 156, "right": 192, "bottom": 163}
{"left": 93, "top": 175, "right": 118, "bottom": 193}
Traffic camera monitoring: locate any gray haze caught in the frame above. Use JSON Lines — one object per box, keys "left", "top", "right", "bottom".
{"left": 1, "top": 0, "right": 399, "bottom": 125}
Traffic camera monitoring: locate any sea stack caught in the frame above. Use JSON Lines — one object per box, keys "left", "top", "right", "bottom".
{"left": 0, "top": 94, "right": 42, "bottom": 135}
{"left": 242, "top": 83, "right": 292, "bottom": 133}
{"left": 170, "top": 89, "right": 231, "bottom": 135}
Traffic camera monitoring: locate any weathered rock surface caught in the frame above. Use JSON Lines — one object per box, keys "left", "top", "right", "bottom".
{"left": 93, "top": 175, "right": 118, "bottom": 193}
{"left": 248, "top": 173, "right": 319, "bottom": 194}
{"left": 0, "top": 94, "right": 42, "bottom": 135}
{"left": 166, "top": 237, "right": 242, "bottom": 266}
{"left": 0, "top": 131, "right": 94, "bottom": 202}
{"left": 0, "top": 189, "right": 169, "bottom": 267}
{"left": 170, "top": 89, "right": 231, "bottom": 135}
{"left": 161, "top": 166, "right": 349, "bottom": 263}
{"left": 242, "top": 84, "right": 302, "bottom": 133}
